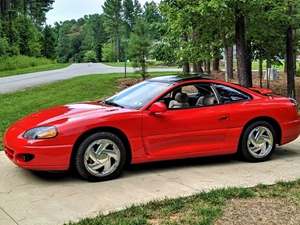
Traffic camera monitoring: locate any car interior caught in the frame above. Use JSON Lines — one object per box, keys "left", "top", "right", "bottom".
{"left": 159, "top": 83, "right": 250, "bottom": 110}
{"left": 160, "top": 83, "right": 219, "bottom": 109}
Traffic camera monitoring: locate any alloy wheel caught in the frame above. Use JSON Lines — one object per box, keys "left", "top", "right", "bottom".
{"left": 247, "top": 126, "right": 274, "bottom": 159}
{"left": 83, "top": 139, "right": 121, "bottom": 177}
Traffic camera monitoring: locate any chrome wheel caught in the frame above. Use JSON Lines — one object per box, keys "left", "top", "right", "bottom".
{"left": 247, "top": 126, "right": 274, "bottom": 159}
{"left": 84, "top": 139, "right": 121, "bottom": 177}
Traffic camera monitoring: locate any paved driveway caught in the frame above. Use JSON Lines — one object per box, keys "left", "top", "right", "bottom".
{"left": 0, "top": 63, "right": 181, "bottom": 94}
{"left": 0, "top": 137, "right": 299, "bottom": 225}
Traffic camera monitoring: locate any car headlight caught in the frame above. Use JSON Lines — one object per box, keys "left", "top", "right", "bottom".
{"left": 23, "top": 126, "right": 58, "bottom": 140}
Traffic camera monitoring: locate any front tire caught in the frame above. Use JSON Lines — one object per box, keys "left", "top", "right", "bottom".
{"left": 239, "top": 121, "right": 276, "bottom": 162}
{"left": 73, "top": 132, "right": 127, "bottom": 182}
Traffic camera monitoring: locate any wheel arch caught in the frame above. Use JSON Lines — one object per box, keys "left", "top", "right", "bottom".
{"left": 70, "top": 126, "right": 132, "bottom": 168}
{"left": 240, "top": 116, "right": 282, "bottom": 146}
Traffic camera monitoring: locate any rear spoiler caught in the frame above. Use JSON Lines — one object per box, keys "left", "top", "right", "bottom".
{"left": 249, "top": 87, "right": 273, "bottom": 95}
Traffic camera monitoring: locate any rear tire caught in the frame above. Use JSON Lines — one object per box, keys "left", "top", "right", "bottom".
{"left": 239, "top": 121, "right": 276, "bottom": 162}
{"left": 73, "top": 132, "right": 127, "bottom": 182}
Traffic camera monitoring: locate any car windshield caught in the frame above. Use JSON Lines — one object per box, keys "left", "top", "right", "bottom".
{"left": 105, "top": 81, "right": 171, "bottom": 109}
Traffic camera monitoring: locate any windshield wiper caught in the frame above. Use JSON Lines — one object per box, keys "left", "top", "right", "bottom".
{"left": 104, "top": 100, "right": 124, "bottom": 108}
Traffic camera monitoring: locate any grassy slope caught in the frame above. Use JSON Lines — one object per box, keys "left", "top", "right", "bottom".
{"left": 0, "top": 63, "right": 70, "bottom": 78}
{"left": 0, "top": 72, "right": 174, "bottom": 148}
{"left": 65, "top": 180, "right": 300, "bottom": 225}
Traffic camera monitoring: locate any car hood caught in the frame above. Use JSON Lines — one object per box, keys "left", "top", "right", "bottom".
{"left": 12, "top": 102, "right": 132, "bottom": 129}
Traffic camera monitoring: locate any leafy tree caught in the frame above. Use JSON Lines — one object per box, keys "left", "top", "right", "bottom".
{"left": 128, "top": 19, "right": 151, "bottom": 79}
{"left": 143, "top": 1, "right": 163, "bottom": 40}
{"left": 16, "top": 15, "right": 41, "bottom": 56}
{"left": 41, "top": 25, "right": 56, "bottom": 59}
{"left": 102, "top": 42, "right": 117, "bottom": 62}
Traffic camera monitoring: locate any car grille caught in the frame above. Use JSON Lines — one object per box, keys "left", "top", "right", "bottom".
{"left": 4, "top": 146, "right": 14, "bottom": 160}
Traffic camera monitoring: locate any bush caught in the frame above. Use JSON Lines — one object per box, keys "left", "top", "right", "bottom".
{"left": 102, "top": 42, "right": 117, "bottom": 62}
{"left": 0, "top": 56, "right": 55, "bottom": 72}
{"left": 83, "top": 50, "right": 97, "bottom": 62}
{"left": 0, "top": 38, "right": 9, "bottom": 56}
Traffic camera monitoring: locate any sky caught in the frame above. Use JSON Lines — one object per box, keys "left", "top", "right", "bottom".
{"left": 47, "top": 0, "right": 160, "bottom": 25}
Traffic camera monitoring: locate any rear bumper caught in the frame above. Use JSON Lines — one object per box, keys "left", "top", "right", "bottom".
{"left": 281, "top": 117, "right": 300, "bottom": 145}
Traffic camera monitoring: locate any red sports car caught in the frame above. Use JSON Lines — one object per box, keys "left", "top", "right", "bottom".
{"left": 3, "top": 75, "right": 300, "bottom": 181}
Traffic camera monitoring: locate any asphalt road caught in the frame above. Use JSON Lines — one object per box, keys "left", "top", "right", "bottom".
{"left": 0, "top": 137, "right": 299, "bottom": 225}
{"left": 0, "top": 63, "right": 181, "bottom": 94}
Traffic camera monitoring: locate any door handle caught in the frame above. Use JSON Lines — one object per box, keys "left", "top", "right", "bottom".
{"left": 219, "top": 115, "right": 229, "bottom": 121}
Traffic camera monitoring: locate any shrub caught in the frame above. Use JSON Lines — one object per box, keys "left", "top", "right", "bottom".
{"left": 83, "top": 50, "right": 97, "bottom": 62}
{"left": 0, "top": 56, "right": 55, "bottom": 72}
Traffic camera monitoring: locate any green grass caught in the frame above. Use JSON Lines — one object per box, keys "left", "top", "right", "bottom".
{"left": 0, "top": 72, "right": 175, "bottom": 148}
{"left": 65, "top": 180, "right": 300, "bottom": 225}
{"left": 0, "top": 56, "right": 70, "bottom": 78}
{"left": 0, "top": 63, "right": 70, "bottom": 77}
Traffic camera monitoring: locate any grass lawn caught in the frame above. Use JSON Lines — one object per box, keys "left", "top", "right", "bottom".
{"left": 0, "top": 72, "right": 175, "bottom": 148}
{"left": 0, "top": 63, "right": 70, "bottom": 78}
{"left": 65, "top": 180, "right": 300, "bottom": 225}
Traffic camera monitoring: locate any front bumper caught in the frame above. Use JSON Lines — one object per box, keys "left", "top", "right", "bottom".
{"left": 3, "top": 126, "right": 72, "bottom": 171}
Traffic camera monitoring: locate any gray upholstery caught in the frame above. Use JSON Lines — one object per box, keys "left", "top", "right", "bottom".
{"left": 169, "top": 93, "right": 190, "bottom": 109}
{"left": 196, "top": 95, "right": 218, "bottom": 106}
{"left": 196, "top": 96, "right": 205, "bottom": 106}
{"left": 203, "top": 96, "right": 218, "bottom": 106}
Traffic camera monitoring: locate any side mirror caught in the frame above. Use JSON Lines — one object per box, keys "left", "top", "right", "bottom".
{"left": 149, "top": 102, "right": 167, "bottom": 115}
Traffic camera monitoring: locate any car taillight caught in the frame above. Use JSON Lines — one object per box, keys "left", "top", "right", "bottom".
{"left": 289, "top": 98, "right": 299, "bottom": 112}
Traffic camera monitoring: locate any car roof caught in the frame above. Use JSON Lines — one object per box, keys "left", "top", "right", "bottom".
{"left": 148, "top": 73, "right": 214, "bottom": 83}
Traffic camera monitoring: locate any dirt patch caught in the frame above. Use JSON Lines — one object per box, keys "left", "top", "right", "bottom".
{"left": 117, "top": 77, "right": 144, "bottom": 90}
{"left": 215, "top": 198, "right": 300, "bottom": 225}
{"left": 148, "top": 212, "right": 185, "bottom": 225}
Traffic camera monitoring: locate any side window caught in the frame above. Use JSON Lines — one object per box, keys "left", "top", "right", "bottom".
{"left": 214, "top": 85, "right": 250, "bottom": 103}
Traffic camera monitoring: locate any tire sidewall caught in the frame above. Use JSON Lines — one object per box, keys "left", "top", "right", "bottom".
{"left": 74, "top": 132, "right": 127, "bottom": 182}
{"left": 240, "top": 121, "right": 276, "bottom": 162}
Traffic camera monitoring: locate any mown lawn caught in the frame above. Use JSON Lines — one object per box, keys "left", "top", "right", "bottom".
{"left": 0, "top": 63, "right": 70, "bottom": 77}
{"left": 0, "top": 72, "right": 174, "bottom": 148}
{"left": 0, "top": 56, "right": 70, "bottom": 78}
{"left": 65, "top": 180, "right": 300, "bottom": 225}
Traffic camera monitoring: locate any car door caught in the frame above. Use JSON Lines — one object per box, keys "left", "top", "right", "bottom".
{"left": 142, "top": 82, "right": 232, "bottom": 160}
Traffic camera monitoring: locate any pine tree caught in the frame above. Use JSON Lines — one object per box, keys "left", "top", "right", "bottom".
{"left": 103, "top": 0, "right": 123, "bottom": 62}
{"left": 42, "top": 25, "right": 56, "bottom": 59}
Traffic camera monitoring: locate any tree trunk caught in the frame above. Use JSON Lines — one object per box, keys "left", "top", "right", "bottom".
{"left": 213, "top": 58, "right": 220, "bottom": 72}
{"left": 192, "top": 63, "right": 197, "bottom": 73}
{"left": 183, "top": 63, "right": 190, "bottom": 73}
{"left": 182, "top": 33, "right": 190, "bottom": 74}
{"left": 266, "top": 60, "right": 271, "bottom": 89}
{"left": 246, "top": 41, "right": 252, "bottom": 84}
{"left": 235, "top": 9, "right": 251, "bottom": 87}
{"left": 286, "top": 24, "right": 296, "bottom": 99}
{"left": 259, "top": 58, "right": 263, "bottom": 88}
{"left": 204, "top": 60, "right": 211, "bottom": 74}
{"left": 225, "top": 45, "right": 234, "bottom": 80}
{"left": 284, "top": 56, "right": 287, "bottom": 73}
{"left": 197, "top": 61, "right": 204, "bottom": 73}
